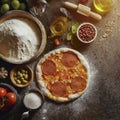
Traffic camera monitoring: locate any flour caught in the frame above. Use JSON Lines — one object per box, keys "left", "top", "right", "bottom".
{"left": 0, "top": 18, "right": 41, "bottom": 62}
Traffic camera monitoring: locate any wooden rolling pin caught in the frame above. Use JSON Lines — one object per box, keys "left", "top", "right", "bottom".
{"left": 63, "top": 2, "right": 102, "bottom": 21}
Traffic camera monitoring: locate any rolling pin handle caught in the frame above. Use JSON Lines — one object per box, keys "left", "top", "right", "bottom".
{"left": 89, "top": 11, "right": 102, "bottom": 21}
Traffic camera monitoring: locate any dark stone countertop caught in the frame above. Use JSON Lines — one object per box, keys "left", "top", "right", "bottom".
{"left": 0, "top": 0, "right": 120, "bottom": 120}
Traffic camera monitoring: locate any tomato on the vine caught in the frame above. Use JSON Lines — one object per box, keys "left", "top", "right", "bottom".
{"left": 6, "top": 92, "right": 16, "bottom": 105}
{"left": 0, "top": 102, "right": 11, "bottom": 112}
{"left": 0, "top": 87, "right": 7, "bottom": 98}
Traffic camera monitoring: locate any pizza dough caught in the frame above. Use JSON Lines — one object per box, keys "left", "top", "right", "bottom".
{"left": 36, "top": 48, "right": 90, "bottom": 102}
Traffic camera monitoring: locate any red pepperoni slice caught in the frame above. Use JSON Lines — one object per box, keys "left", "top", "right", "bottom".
{"left": 50, "top": 82, "right": 67, "bottom": 97}
{"left": 61, "top": 51, "right": 79, "bottom": 67}
{"left": 41, "top": 60, "right": 56, "bottom": 75}
{"left": 70, "top": 76, "right": 87, "bottom": 92}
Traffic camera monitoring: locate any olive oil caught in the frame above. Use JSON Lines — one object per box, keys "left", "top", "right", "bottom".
{"left": 93, "top": 0, "right": 114, "bottom": 14}
{"left": 50, "top": 16, "right": 67, "bottom": 36}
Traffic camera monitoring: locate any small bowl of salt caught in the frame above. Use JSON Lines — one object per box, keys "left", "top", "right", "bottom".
{"left": 23, "top": 89, "right": 44, "bottom": 110}
{"left": 21, "top": 89, "right": 44, "bottom": 120}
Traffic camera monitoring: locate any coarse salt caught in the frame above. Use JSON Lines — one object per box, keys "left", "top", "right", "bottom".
{"left": 23, "top": 92, "right": 42, "bottom": 110}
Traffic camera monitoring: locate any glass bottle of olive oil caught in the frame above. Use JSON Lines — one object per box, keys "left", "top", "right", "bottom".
{"left": 93, "top": 0, "right": 114, "bottom": 14}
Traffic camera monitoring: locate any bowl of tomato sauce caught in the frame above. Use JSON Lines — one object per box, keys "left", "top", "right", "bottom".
{"left": 77, "top": 22, "right": 97, "bottom": 43}
{"left": 0, "top": 83, "right": 18, "bottom": 113}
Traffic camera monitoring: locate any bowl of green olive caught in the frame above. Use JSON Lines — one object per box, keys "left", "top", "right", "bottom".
{"left": 10, "top": 65, "right": 33, "bottom": 88}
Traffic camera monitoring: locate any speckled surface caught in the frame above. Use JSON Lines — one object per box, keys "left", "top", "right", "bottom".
{"left": 0, "top": 0, "right": 120, "bottom": 120}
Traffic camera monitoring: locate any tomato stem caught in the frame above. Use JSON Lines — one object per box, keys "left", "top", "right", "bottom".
{"left": 0, "top": 97, "right": 5, "bottom": 110}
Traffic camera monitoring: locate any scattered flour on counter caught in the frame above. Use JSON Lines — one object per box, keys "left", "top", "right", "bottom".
{"left": 99, "top": 19, "right": 116, "bottom": 41}
{"left": 0, "top": 18, "right": 41, "bottom": 62}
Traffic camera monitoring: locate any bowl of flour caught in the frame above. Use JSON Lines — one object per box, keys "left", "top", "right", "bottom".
{"left": 0, "top": 10, "right": 46, "bottom": 64}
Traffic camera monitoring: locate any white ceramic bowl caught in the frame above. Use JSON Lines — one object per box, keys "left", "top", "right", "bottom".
{"left": 77, "top": 22, "right": 97, "bottom": 43}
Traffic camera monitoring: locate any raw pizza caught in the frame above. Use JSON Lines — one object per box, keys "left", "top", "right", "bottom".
{"left": 36, "top": 48, "right": 90, "bottom": 102}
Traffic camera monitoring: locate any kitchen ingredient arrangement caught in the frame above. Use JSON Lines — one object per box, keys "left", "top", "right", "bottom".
{"left": 0, "top": 0, "right": 116, "bottom": 119}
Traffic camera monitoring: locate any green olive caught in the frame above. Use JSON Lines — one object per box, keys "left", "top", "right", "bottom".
{"left": 22, "top": 80, "right": 28, "bottom": 84}
{"left": 17, "top": 71, "right": 21, "bottom": 75}
{"left": 11, "top": 0, "right": 20, "bottom": 10}
{"left": 21, "top": 69, "right": 26, "bottom": 73}
{"left": 0, "top": 3, "right": 10, "bottom": 14}
{"left": 20, "top": 73, "right": 23, "bottom": 78}
{"left": 19, "top": 3, "right": 26, "bottom": 10}
{"left": 16, "top": 79, "right": 21, "bottom": 84}
{"left": 14, "top": 68, "right": 30, "bottom": 85}
{"left": 24, "top": 74, "right": 28, "bottom": 80}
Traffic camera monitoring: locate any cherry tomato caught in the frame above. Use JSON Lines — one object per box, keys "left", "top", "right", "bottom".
{"left": 54, "top": 39, "right": 60, "bottom": 46}
{"left": 0, "top": 87, "right": 7, "bottom": 98}
{"left": 0, "top": 98, "right": 4, "bottom": 109}
{"left": 6, "top": 92, "right": 16, "bottom": 105}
